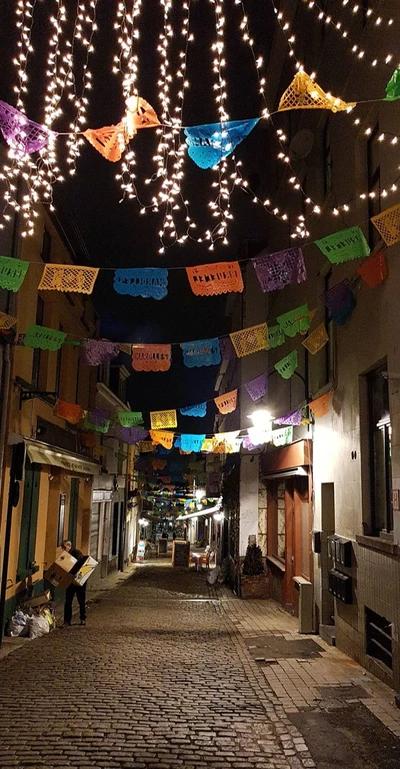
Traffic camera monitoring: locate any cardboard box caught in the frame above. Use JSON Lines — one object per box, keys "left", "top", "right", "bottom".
{"left": 55, "top": 551, "right": 78, "bottom": 572}
{"left": 44, "top": 552, "right": 77, "bottom": 589}
{"left": 29, "top": 591, "right": 52, "bottom": 608}
{"left": 44, "top": 563, "right": 76, "bottom": 589}
{"left": 73, "top": 556, "right": 98, "bottom": 586}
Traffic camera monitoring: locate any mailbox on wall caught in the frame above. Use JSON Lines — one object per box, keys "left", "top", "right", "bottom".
{"left": 328, "top": 569, "right": 352, "bottom": 604}
{"left": 327, "top": 535, "right": 352, "bottom": 568}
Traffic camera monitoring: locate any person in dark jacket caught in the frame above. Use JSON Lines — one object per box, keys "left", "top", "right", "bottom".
{"left": 61, "top": 540, "right": 87, "bottom": 627}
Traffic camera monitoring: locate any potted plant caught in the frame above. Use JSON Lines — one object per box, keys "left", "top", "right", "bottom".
{"left": 240, "top": 542, "right": 269, "bottom": 599}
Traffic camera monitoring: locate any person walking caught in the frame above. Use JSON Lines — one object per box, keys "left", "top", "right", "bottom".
{"left": 61, "top": 540, "right": 87, "bottom": 627}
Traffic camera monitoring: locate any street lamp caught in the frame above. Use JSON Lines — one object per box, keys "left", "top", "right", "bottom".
{"left": 247, "top": 408, "right": 275, "bottom": 429}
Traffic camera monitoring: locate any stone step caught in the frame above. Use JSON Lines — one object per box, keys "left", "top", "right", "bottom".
{"left": 320, "top": 624, "right": 336, "bottom": 646}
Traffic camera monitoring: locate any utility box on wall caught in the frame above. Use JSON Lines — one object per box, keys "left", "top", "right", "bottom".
{"left": 293, "top": 576, "right": 313, "bottom": 633}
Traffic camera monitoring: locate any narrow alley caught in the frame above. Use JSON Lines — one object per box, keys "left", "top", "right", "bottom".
{"left": 0, "top": 562, "right": 399, "bottom": 769}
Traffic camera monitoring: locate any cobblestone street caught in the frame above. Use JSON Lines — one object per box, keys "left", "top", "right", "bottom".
{"left": 0, "top": 561, "right": 399, "bottom": 769}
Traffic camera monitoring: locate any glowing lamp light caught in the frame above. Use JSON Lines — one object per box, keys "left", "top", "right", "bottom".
{"left": 138, "top": 518, "right": 149, "bottom": 527}
{"left": 247, "top": 408, "right": 275, "bottom": 429}
{"left": 195, "top": 488, "right": 206, "bottom": 500}
{"left": 213, "top": 512, "right": 223, "bottom": 522}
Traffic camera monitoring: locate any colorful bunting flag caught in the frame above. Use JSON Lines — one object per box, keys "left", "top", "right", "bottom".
{"left": 0, "top": 311, "right": 17, "bottom": 330}
{"left": 150, "top": 409, "right": 177, "bottom": 430}
{"left": 84, "top": 416, "right": 111, "bottom": 434}
{"left": 0, "top": 255, "right": 29, "bottom": 292}
{"left": 274, "top": 409, "right": 302, "bottom": 426}
{"left": 230, "top": 323, "right": 268, "bottom": 358}
{"left": 219, "top": 336, "right": 236, "bottom": 360}
{"left": 149, "top": 430, "right": 175, "bottom": 449}
{"left": 272, "top": 426, "right": 293, "bottom": 446}
{"left": 38, "top": 264, "right": 99, "bottom": 294}
{"left": 277, "top": 304, "right": 310, "bottom": 337}
{"left": 125, "top": 96, "right": 161, "bottom": 135}
{"left": 0, "top": 100, "right": 55, "bottom": 154}
{"left": 184, "top": 118, "right": 259, "bottom": 168}
{"left": 114, "top": 425, "right": 148, "bottom": 444}
{"left": 200, "top": 438, "right": 215, "bottom": 453}
{"left": 357, "top": 250, "right": 388, "bottom": 288}
{"left": 384, "top": 68, "right": 400, "bottom": 101}
{"left": 322, "top": 280, "right": 355, "bottom": 326}
{"left": 214, "top": 389, "right": 238, "bottom": 414}
{"left": 180, "top": 403, "right": 207, "bottom": 417}
{"left": 302, "top": 323, "right": 329, "bottom": 355}
{"left": 79, "top": 431, "right": 96, "bottom": 448}
{"left": 252, "top": 247, "right": 306, "bottom": 293}
{"left": 82, "top": 339, "right": 120, "bottom": 366}
{"left": 117, "top": 411, "right": 143, "bottom": 427}
{"left": 185, "top": 261, "right": 244, "bottom": 296}
{"left": 23, "top": 324, "right": 66, "bottom": 351}
{"left": 132, "top": 344, "right": 171, "bottom": 372}
{"left": 315, "top": 226, "right": 370, "bottom": 264}
{"left": 278, "top": 71, "right": 356, "bottom": 113}
{"left": 274, "top": 350, "right": 298, "bottom": 380}
{"left": 86, "top": 408, "right": 110, "bottom": 426}
{"left": 181, "top": 338, "right": 221, "bottom": 368}
{"left": 152, "top": 459, "right": 167, "bottom": 470}
{"left": 309, "top": 392, "right": 331, "bottom": 418}
{"left": 113, "top": 268, "right": 168, "bottom": 300}
{"left": 268, "top": 324, "right": 285, "bottom": 348}
{"left": 83, "top": 122, "right": 128, "bottom": 162}
{"left": 245, "top": 373, "right": 268, "bottom": 402}
{"left": 54, "top": 400, "right": 84, "bottom": 425}
{"left": 371, "top": 203, "right": 400, "bottom": 247}
{"left": 180, "top": 434, "right": 206, "bottom": 453}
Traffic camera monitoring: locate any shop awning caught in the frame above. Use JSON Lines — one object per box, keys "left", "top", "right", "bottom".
{"left": 25, "top": 439, "right": 100, "bottom": 476}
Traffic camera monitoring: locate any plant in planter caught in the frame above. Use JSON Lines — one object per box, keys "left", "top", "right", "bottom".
{"left": 240, "top": 542, "right": 269, "bottom": 599}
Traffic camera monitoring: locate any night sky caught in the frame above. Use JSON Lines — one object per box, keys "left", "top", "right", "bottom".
{"left": 0, "top": 0, "right": 279, "bottom": 430}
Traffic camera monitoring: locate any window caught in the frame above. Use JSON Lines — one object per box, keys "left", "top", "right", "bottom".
{"left": 41, "top": 228, "right": 52, "bottom": 263}
{"left": 267, "top": 480, "right": 286, "bottom": 562}
{"left": 32, "top": 297, "right": 44, "bottom": 389}
{"left": 366, "top": 607, "right": 392, "bottom": 670}
{"left": 367, "top": 363, "right": 392, "bottom": 533}
{"left": 17, "top": 461, "right": 40, "bottom": 580}
{"left": 57, "top": 494, "right": 66, "bottom": 546}
{"left": 55, "top": 324, "right": 64, "bottom": 396}
{"left": 367, "top": 123, "right": 381, "bottom": 247}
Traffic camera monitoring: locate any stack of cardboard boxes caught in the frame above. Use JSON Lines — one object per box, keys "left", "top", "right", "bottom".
{"left": 44, "top": 552, "right": 98, "bottom": 589}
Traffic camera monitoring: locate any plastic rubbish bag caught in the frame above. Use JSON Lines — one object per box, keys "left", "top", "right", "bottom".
{"left": 39, "top": 607, "right": 56, "bottom": 630}
{"left": 29, "top": 615, "right": 50, "bottom": 640}
{"left": 7, "top": 610, "right": 30, "bottom": 637}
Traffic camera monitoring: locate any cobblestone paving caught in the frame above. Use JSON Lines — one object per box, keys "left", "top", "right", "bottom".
{"left": 0, "top": 563, "right": 316, "bottom": 769}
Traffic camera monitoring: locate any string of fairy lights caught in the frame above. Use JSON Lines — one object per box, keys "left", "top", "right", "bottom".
{"left": 0, "top": 0, "right": 399, "bottom": 247}
{"left": 114, "top": 0, "right": 142, "bottom": 204}
{"left": 340, "top": 0, "right": 396, "bottom": 27}
{"left": 302, "top": 0, "right": 399, "bottom": 70}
